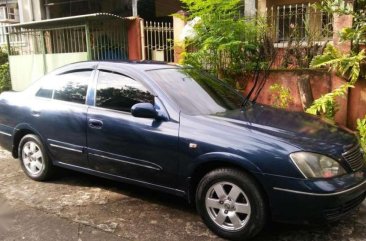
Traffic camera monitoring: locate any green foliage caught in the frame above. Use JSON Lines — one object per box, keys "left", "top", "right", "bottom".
{"left": 180, "top": 0, "right": 271, "bottom": 83}
{"left": 0, "top": 47, "right": 10, "bottom": 93}
{"left": 315, "top": 0, "right": 354, "bottom": 14}
{"left": 0, "top": 63, "right": 11, "bottom": 93}
{"left": 181, "top": 0, "right": 242, "bottom": 17}
{"left": 310, "top": 44, "right": 365, "bottom": 84}
{"left": 357, "top": 116, "right": 366, "bottom": 152}
{"left": 269, "top": 83, "right": 293, "bottom": 109}
{"left": 0, "top": 48, "right": 8, "bottom": 66}
{"left": 306, "top": 82, "right": 352, "bottom": 119}
{"left": 316, "top": 0, "right": 366, "bottom": 50}
{"left": 307, "top": 0, "right": 366, "bottom": 120}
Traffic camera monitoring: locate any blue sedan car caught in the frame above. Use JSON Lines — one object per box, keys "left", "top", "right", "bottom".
{"left": 0, "top": 61, "right": 365, "bottom": 240}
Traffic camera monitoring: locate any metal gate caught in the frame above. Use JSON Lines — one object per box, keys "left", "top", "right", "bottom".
{"left": 142, "top": 20, "right": 174, "bottom": 63}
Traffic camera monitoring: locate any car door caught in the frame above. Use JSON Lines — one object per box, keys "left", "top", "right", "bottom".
{"left": 86, "top": 70, "right": 180, "bottom": 188}
{"left": 29, "top": 69, "right": 94, "bottom": 168}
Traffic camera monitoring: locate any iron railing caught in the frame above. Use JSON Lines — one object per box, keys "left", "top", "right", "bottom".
{"left": 143, "top": 20, "right": 174, "bottom": 62}
{"left": 7, "top": 25, "right": 87, "bottom": 55}
{"left": 268, "top": 3, "right": 333, "bottom": 45}
{"left": 89, "top": 19, "right": 128, "bottom": 60}
{"left": 6, "top": 19, "right": 128, "bottom": 60}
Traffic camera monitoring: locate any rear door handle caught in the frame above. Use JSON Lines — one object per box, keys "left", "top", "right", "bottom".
{"left": 88, "top": 119, "right": 103, "bottom": 129}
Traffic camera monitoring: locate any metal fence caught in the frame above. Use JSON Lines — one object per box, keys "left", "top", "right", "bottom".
{"left": 6, "top": 19, "right": 128, "bottom": 60}
{"left": 143, "top": 20, "right": 174, "bottom": 62}
{"left": 89, "top": 19, "right": 128, "bottom": 60}
{"left": 7, "top": 25, "right": 87, "bottom": 55}
{"left": 268, "top": 3, "right": 333, "bottom": 45}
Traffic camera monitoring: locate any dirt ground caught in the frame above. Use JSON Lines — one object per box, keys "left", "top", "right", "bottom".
{"left": 0, "top": 148, "right": 365, "bottom": 241}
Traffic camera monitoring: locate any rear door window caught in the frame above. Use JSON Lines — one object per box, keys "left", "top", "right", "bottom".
{"left": 36, "top": 70, "right": 92, "bottom": 104}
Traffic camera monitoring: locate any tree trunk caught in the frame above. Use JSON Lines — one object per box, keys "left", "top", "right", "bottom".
{"left": 297, "top": 73, "right": 314, "bottom": 110}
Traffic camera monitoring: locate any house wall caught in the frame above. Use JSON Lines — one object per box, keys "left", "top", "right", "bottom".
{"left": 155, "top": 0, "right": 182, "bottom": 17}
{"left": 18, "top": 0, "right": 44, "bottom": 22}
{"left": 9, "top": 52, "right": 88, "bottom": 91}
{"left": 348, "top": 79, "right": 366, "bottom": 129}
{"left": 242, "top": 69, "right": 352, "bottom": 127}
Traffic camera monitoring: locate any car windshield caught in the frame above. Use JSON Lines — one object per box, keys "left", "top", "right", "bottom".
{"left": 148, "top": 68, "right": 246, "bottom": 115}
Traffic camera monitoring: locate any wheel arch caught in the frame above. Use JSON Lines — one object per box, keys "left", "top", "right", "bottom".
{"left": 186, "top": 153, "right": 269, "bottom": 209}
{"left": 12, "top": 123, "right": 44, "bottom": 158}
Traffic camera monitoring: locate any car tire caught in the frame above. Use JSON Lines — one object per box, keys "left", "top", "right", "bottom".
{"left": 18, "top": 134, "right": 54, "bottom": 181}
{"left": 196, "top": 168, "right": 267, "bottom": 241}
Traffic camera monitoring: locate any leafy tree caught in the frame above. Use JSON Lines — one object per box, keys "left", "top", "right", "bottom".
{"left": 180, "top": 0, "right": 272, "bottom": 85}
{"left": 308, "top": 0, "right": 366, "bottom": 147}
{"left": 307, "top": 0, "right": 366, "bottom": 119}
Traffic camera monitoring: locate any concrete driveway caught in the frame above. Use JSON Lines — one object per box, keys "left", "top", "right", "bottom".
{"left": 0, "top": 148, "right": 365, "bottom": 241}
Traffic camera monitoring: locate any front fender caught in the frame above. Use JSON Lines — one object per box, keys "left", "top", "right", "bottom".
{"left": 188, "top": 152, "right": 263, "bottom": 175}
{"left": 183, "top": 152, "right": 265, "bottom": 203}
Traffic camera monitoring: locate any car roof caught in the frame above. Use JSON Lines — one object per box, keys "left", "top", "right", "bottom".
{"left": 57, "top": 60, "right": 181, "bottom": 73}
{"left": 100, "top": 60, "right": 180, "bottom": 71}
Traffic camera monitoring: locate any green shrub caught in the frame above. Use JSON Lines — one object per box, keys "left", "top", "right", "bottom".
{"left": 0, "top": 47, "right": 10, "bottom": 93}
{"left": 308, "top": 0, "right": 366, "bottom": 120}
{"left": 0, "top": 63, "right": 11, "bottom": 93}
{"left": 269, "top": 83, "right": 293, "bottom": 109}
{"left": 180, "top": 0, "right": 271, "bottom": 84}
{"left": 0, "top": 48, "right": 8, "bottom": 65}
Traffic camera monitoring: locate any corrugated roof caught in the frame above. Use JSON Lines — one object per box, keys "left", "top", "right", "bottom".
{"left": 8, "top": 13, "right": 133, "bottom": 29}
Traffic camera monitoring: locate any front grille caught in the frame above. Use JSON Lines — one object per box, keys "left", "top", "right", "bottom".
{"left": 324, "top": 193, "right": 366, "bottom": 221}
{"left": 342, "top": 144, "right": 365, "bottom": 171}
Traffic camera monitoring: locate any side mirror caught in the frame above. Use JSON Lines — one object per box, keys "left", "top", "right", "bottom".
{"left": 131, "top": 103, "right": 157, "bottom": 119}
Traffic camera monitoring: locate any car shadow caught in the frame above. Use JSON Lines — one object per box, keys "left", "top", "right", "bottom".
{"left": 49, "top": 168, "right": 365, "bottom": 240}
{"left": 50, "top": 168, "right": 196, "bottom": 215}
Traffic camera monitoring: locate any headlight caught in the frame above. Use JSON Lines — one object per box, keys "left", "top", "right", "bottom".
{"left": 290, "top": 152, "right": 346, "bottom": 179}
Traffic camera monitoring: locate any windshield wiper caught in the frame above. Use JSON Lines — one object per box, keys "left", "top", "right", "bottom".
{"left": 252, "top": 51, "right": 277, "bottom": 104}
{"left": 241, "top": 53, "right": 261, "bottom": 109}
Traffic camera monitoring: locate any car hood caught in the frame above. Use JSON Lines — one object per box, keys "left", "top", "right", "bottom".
{"left": 207, "top": 104, "right": 357, "bottom": 156}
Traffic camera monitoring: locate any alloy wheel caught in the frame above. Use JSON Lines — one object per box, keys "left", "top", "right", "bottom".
{"left": 205, "top": 181, "right": 251, "bottom": 231}
{"left": 22, "top": 141, "right": 44, "bottom": 176}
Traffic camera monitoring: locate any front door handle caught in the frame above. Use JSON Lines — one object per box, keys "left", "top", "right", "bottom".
{"left": 88, "top": 119, "right": 103, "bottom": 129}
{"left": 31, "top": 110, "right": 41, "bottom": 117}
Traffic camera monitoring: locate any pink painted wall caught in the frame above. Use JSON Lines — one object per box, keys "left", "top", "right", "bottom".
{"left": 242, "top": 70, "right": 356, "bottom": 128}
{"left": 348, "top": 79, "right": 366, "bottom": 129}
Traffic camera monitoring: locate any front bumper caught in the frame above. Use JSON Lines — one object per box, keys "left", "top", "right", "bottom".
{"left": 264, "top": 169, "right": 366, "bottom": 224}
